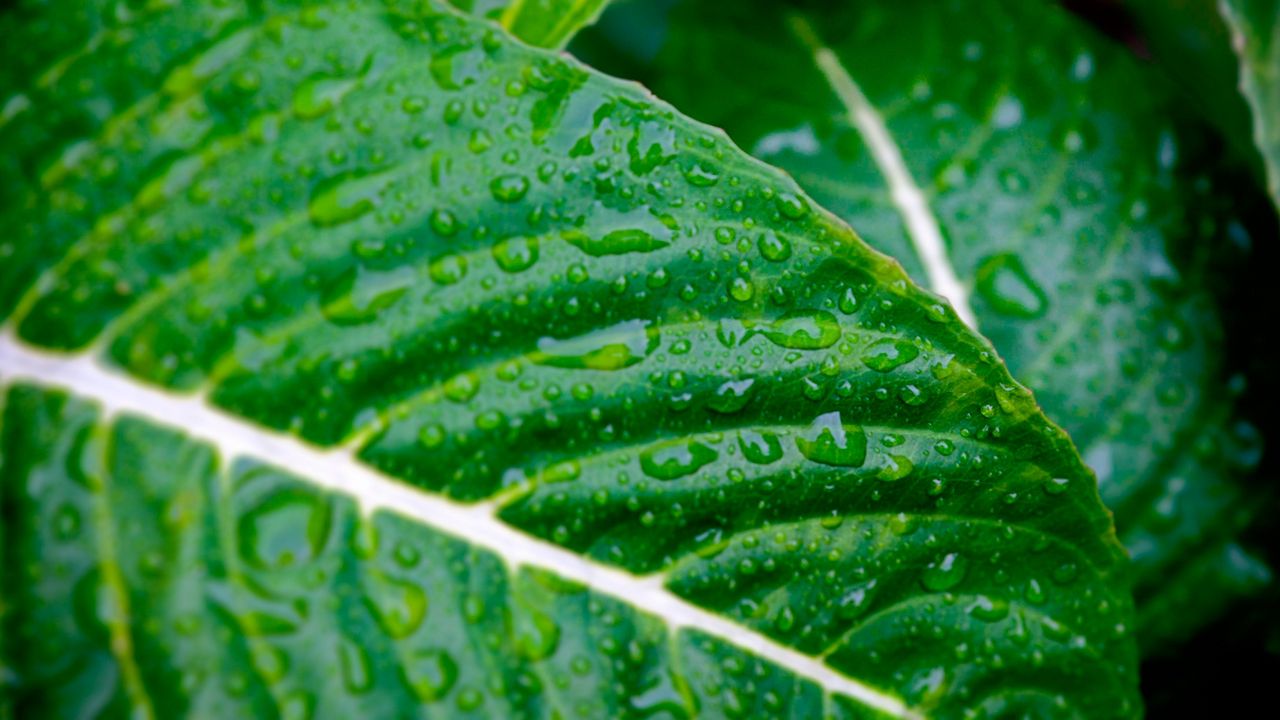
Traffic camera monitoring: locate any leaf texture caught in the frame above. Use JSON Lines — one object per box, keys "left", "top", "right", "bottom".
{"left": 570, "top": 0, "right": 1271, "bottom": 650}
{"left": 0, "top": 0, "right": 1137, "bottom": 717}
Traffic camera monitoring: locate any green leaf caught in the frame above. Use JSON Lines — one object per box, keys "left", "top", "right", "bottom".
{"left": 451, "top": 0, "right": 612, "bottom": 48}
{"left": 0, "top": 0, "right": 1137, "bottom": 717}
{"left": 571, "top": 0, "right": 1269, "bottom": 650}
{"left": 1125, "top": 0, "right": 1262, "bottom": 181}
{"left": 1220, "top": 0, "right": 1280, "bottom": 213}
{"left": 1125, "top": 0, "right": 1280, "bottom": 214}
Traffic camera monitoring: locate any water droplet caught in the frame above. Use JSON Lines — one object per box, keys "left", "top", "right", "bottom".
{"left": 309, "top": 170, "right": 392, "bottom": 227}
{"left": 516, "top": 607, "right": 561, "bottom": 661}
{"left": 837, "top": 580, "right": 877, "bottom": 620}
{"left": 757, "top": 230, "right": 791, "bottom": 262}
{"left": 402, "top": 649, "right": 457, "bottom": 701}
{"left": 338, "top": 636, "right": 372, "bottom": 693}
{"left": 797, "top": 412, "right": 867, "bottom": 467}
{"left": 238, "top": 490, "right": 331, "bottom": 570}
{"left": 764, "top": 310, "right": 841, "bottom": 350}
{"left": 492, "top": 235, "right": 540, "bottom": 273}
{"left": 862, "top": 339, "right": 919, "bottom": 372}
{"left": 773, "top": 605, "right": 796, "bottom": 632}
{"left": 775, "top": 192, "right": 809, "bottom": 219}
{"left": 1043, "top": 477, "right": 1070, "bottom": 495}
{"left": 533, "top": 319, "right": 657, "bottom": 371}
{"left": 878, "top": 454, "right": 914, "bottom": 481}
{"left": 364, "top": 571, "right": 428, "bottom": 638}
{"left": 564, "top": 227, "right": 670, "bottom": 257}
{"left": 490, "top": 174, "right": 529, "bottom": 203}
{"left": 428, "top": 254, "right": 468, "bottom": 285}
{"left": 683, "top": 162, "right": 720, "bottom": 186}
{"left": 293, "top": 75, "right": 358, "bottom": 120}
{"left": 709, "top": 378, "right": 755, "bottom": 414}
{"left": 640, "top": 440, "right": 718, "bottom": 480}
{"left": 975, "top": 253, "right": 1047, "bottom": 318}
{"left": 921, "top": 552, "right": 968, "bottom": 591}
{"left": 443, "top": 372, "right": 480, "bottom": 403}
{"left": 738, "top": 429, "right": 784, "bottom": 465}
{"left": 429, "top": 209, "right": 460, "bottom": 237}
{"left": 968, "top": 595, "right": 1009, "bottom": 622}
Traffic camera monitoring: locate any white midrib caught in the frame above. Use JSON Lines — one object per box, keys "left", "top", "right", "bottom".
{"left": 788, "top": 16, "right": 979, "bottom": 330}
{"left": 0, "top": 330, "right": 919, "bottom": 720}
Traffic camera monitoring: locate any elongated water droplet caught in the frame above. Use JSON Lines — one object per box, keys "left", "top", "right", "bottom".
{"left": 764, "top": 310, "right": 840, "bottom": 350}
{"left": 709, "top": 378, "right": 755, "bottom": 414}
{"left": 534, "top": 320, "right": 657, "bottom": 370}
{"left": 293, "top": 75, "right": 359, "bottom": 120}
{"left": 309, "top": 171, "right": 392, "bottom": 227}
{"left": 322, "top": 266, "right": 415, "bottom": 326}
{"left": 640, "top": 440, "right": 718, "bottom": 480}
{"left": 862, "top": 338, "right": 919, "bottom": 372}
{"left": 339, "top": 636, "right": 372, "bottom": 693}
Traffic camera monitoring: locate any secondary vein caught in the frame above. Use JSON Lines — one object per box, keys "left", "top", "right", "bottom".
{"left": 787, "top": 15, "right": 979, "bottom": 329}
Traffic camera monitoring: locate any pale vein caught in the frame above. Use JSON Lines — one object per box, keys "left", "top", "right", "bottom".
{"left": 0, "top": 330, "right": 920, "bottom": 720}
{"left": 788, "top": 15, "right": 979, "bottom": 329}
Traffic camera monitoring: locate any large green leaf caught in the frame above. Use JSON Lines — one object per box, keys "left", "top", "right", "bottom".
{"left": 571, "top": 0, "right": 1270, "bottom": 651}
{"left": 0, "top": 0, "right": 1137, "bottom": 717}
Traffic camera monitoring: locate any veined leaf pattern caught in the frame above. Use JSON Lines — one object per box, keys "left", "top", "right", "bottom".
{"left": 569, "top": 0, "right": 1270, "bottom": 650}
{"left": 1, "top": 0, "right": 1137, "bottom": 717}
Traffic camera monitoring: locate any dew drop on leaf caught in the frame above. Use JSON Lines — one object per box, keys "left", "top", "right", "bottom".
{"left": 402, "top": 648, "right": 457, "bottom": 701}
{"left": 738, "top": 429, "right": 785, "bottom": 465}
{"left": 640, "top": 439, "right": 719, "bottom": 480}
{"left": 922, "top": 552, "right": 968, "bottom": 591}
{"left": 974, "top": 253, "right": 1048, "bottom": 318}
{"left": 862, "top": 338, "right": 920, "bottom": 372}
{"left": 797, "top": 411, "right": 867, "bottom": 467}
{"left": 363, "top": 571, "right": 428, "bottom": 639}
{"left": 490, "top": 173, "right": 530, "bottom": 203}
{"left": 533, "top": 319, "right": 656, "bottom": 370}
{"left": 764, "top": 309, "right": 841, "bottom": 350}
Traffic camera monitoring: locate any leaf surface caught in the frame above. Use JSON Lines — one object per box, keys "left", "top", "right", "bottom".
{"left": 1220, "top": 0, "right": 1280, "bottom": 212}
{"left": 571, "top": 0, "right": 1270, "bottom": 650}
{"left": 0, "top": 0, "right": 1136, "bottom": 717}
{"left": 452, "top": 0, "right": 612, "bottom": 48}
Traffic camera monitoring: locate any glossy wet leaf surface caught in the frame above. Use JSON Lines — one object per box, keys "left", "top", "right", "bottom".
{"left": 572, "top": 0, "right": 1270, "bottom": 650}
{"left": 1, "top": 0, "right": 1137, "bottom": 717}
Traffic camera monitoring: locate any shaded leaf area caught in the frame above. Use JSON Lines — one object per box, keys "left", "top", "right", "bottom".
{"left": 1125, "top": 0, "right": 1280, "bottom": 215}
{"left": 571, "top": 0, "right": 1271, "bottom": 650}
{"left": 0, "top": 0, "right": 1136, "bottom": 716}
{"left": 1221, "top": 0, "right": 1280, "bottom": 214}
{"left": 2, "top": 385, "right": 883, "bottom": 720}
